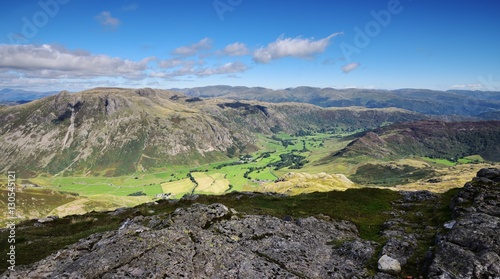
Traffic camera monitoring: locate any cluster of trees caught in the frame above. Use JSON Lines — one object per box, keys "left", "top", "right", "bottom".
{"left": 271, "top": 135, "right": 295, "bottom": 148}
{"left": 243, "top": 166, "right": 267, "bottom": 179}
{"left": 294, "top": 129, "right": 313, "bottom": 137}
{"left": 214, "top": 161, "right": 244, "bottom": 170}
{"left": 256, "top": 151, "right": 274, "bottom": 159}
{"left": 267, "top": 153, "right": 309, "bottom": 170}
{"left": 128, "top": 191, "right": 147, "bottom": 196}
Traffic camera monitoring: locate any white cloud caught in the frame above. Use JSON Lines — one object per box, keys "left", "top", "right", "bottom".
{"left": 341, "top": 62, "right": 360, "bottom": 73}
{"left": 0, "top": 44, "right": 153, "bottom": 79}
{"left": 173, "top": 38, "right": 213, "bottom": 57}
{"left": 150, "top": 61, "right": 248, "bottom": 79}
{"left": 95, "top": 11, "right": 121, "bottom": 30}
{"left": 197, "top": 62, "right": 248, "bottom": 77}
{"left": 158, "top": 59, "right": 189, "bottom": 69}
{"left": 451, "top": 83, "right": 485, "bottom": 90}
{"left": 253, "top": 33, "right": 342, "bottom": 63}
{"left": 222, "top": 42, "right": 249, "bottom": 56}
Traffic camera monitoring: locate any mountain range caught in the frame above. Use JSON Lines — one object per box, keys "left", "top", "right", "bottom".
{"left": 0, "top": 88, "right": 57, "bottom": 103}
{"left": 0, "top": 87, "right": 425, "bottom": 177}
{"left": 173, "top": 86, "right": 500, "bottom": 118}
{"left": 3, "top": 86, "right": 500, "bottom": 119}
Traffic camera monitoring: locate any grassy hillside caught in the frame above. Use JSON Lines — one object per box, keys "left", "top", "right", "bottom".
{"left": 331, "top": 120, "right": 500, "bottom": 162}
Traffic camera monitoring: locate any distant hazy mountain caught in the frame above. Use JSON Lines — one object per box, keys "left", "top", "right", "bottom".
{"left": 0, "top": 88, "right": 57, "bottom": 102}
{"left": 172, "top": 86, "right": 500, "bottom": 118}
{"left": 0, "top": 87, "right": 425, "bottom": 177}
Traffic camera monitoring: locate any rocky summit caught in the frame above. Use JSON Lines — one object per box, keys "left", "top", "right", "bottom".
{"left": 3, "top": 204, "right": 376, "bottom": 278}
{"left": 1, "top": 169, "right": 499, "bottom": 278}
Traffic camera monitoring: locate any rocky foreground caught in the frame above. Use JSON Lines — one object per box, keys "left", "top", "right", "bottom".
{"left": 428, "top": 168, "right": 500, "bottom": 278}
{"left": 2, "top": 168, "right": 499, "bottom": 278}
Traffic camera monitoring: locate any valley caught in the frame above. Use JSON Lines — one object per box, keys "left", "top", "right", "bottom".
{"left": 2, "top": 1, "right": 499, "bottom": 276}
{"left": 1, "top": 121, "right": 497, "bottom": 226}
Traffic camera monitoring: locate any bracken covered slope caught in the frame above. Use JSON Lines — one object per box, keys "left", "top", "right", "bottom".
{"left": 332, "top": 120, "right": 500, "bottom": 161}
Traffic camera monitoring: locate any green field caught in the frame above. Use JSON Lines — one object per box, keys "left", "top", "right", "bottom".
{"left": 423, "top": 155, "right": 485, "bottom": 167}
{"left": 161, "top": 178, "right": 195, "bottom": 199}
{"left": 192, "top": 172, "right": 230, "bottom": 194}
{"left": 457, "top": 155, "right": 484, "bottom": 164}
{"left": 248, "top": 168, "right": 277, "bottom": 181}
{"left": 422, "top": 157, "right": 457, "bottom": 167}
{"left": 2, "top": 133, "right": 343, "bottom": 219}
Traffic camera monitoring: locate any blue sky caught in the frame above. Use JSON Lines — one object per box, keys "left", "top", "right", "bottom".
{"left": 0, "top": 0, "right": 499, "bottom": 91}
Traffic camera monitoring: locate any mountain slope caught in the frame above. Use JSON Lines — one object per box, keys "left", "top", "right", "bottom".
{"left": 332, "top": 120, "right": 500, "bottom": 161}
{"left": 0, "top": 87, "right": 425, "bottom": 177}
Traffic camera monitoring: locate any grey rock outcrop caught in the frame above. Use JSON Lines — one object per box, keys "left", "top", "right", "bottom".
{"left": 428, "top": 168, "right": 500, "bottom": 278}
{"left": 3, "top": 203, "right": 376, "bottom": 278}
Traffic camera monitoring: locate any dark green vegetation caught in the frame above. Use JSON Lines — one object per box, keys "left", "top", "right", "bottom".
{"left": 401, "top": 188, "right": 462, "bottom": 276}
{"left": 350, "top": 164, "right": 435, "bottom": 186}
{"left": 176, "top": 86, "right": 500, "bottom": 118}
{"left": 267, "top": 153, "right": 308, "bottom": 170}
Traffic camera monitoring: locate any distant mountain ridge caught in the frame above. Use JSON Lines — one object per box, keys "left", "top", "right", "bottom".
{"left": 4, "top": 86, "right": 500, "bottom": 118}
{"left": 0, "top": 88, "right": 58, "bottom": 102}
{"left": 173, "top": 86, "right": 500, "bottom": 118}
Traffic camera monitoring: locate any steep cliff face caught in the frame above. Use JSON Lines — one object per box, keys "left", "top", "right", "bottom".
{"left": 0, "top": 88, "right": 240, "bottom": 176}
{"left": 0, "top": 87, "right": 424, "bottom": 177}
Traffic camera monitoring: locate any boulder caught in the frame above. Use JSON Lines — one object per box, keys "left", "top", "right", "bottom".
{"left": 477, "top": 168, "right": 500, "bottom": 182}
{"left": 378, "top": 254, "right": 401, "bottom": 275}
{"left": 37, "top": 217, "right": 54, "bottom": 223}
